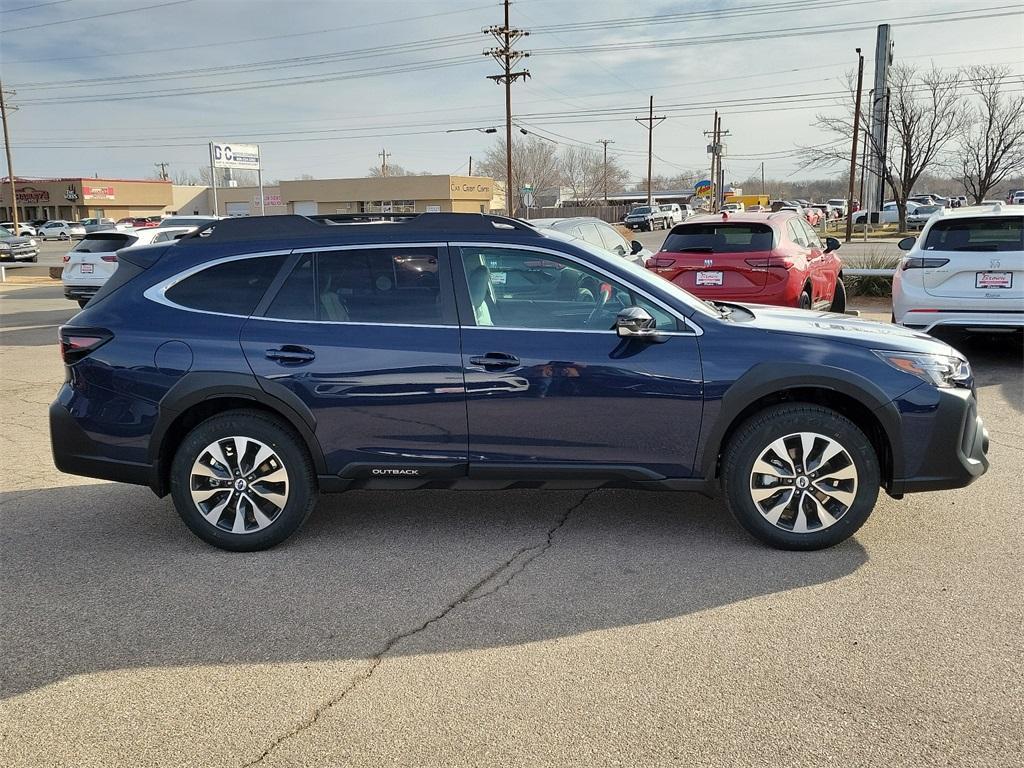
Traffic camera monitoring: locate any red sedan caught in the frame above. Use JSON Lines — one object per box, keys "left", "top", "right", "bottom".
{"left": 646, "top": 212, "right": 846, "bottom": 311}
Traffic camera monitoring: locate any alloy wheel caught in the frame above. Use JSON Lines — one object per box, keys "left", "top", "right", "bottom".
{"left": 189, "top": 436, "right": 289, "bottom": 534}
{"left": 748, "top": 431, "right": 858, "bottom": 533}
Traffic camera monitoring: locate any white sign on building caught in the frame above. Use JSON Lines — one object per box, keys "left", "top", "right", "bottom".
{"left": 211, "top": 142, "right": 261, "bottom": 170}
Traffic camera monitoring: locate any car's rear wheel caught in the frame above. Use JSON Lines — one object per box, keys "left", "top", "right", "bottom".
{"left": 721, "top": 403, "right": 880, "bottom": 550}
{"left": 829, "top": 278, "right": 847, "bottom": 313}
{"left": 170, "top": 409, "right": 317, "bottom": 551}
{"left": 59, "top": 232, "right": 70, "bottom": 241}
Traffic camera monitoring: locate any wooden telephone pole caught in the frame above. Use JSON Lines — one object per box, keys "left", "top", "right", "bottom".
{"left": 378, "top": 148, "right": 391, "bottom": 177}
{"left": 845, "top": 48, "right": 865, "bottom": 242}
{"left": 485, "top": 0, "right": 530, "bottom": 216}
{"left": 0, "top": 81, "right": 19, "bottom": 233}
{"left": 634, "top": 96, "right": 666, "bottom": 205}
{"left": 597, "top": 139, "right": 614, "bottom": 204}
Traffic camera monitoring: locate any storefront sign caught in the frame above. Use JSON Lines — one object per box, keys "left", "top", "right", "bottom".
{"left": 84, "top": 185, "right": 116, "bottom": 200}
{"left": 694, "top": 180, "right": 712, "bottom": 197}
{"left": 2, "top": 186, "right": 51, "bottom": 203}
{"left": 212, "top": 142, "right": 261, "bottom": 170}
{"left": 64, "top": 185, "right": 80, "bottom": 201}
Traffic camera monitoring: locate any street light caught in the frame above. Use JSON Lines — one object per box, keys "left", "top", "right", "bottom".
{"left": 445, "top": 127, "right": 498, "bottom": 134}
{"left": 516, "top": 126, "right": 556, "bottom": 144}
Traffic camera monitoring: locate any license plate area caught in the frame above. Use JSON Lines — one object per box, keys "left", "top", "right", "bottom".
{"left": 80, "top": 263, "right": 94, "bottom": 274}
{"left": 696, "top": 270, "right": 723, "bottom": 286}
{"left": 976, "top": 271, "right": 1011, "bottom": 289}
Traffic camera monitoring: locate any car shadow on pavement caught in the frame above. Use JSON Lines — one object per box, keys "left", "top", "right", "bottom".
{"left": 1, "top": 483, "right": 866, "bottom": 698}
{"left": 936, "top": 329, "right": 1024, "bottom": 413}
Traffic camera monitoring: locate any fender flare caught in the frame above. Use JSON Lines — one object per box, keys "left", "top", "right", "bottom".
{"left": 698, "top": 362, "right": 904, "bottom": 480}
{"left": 149, "top": 371, "right": 326, "bottom": 479}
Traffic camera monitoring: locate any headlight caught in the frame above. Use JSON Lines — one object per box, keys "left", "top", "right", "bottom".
{"left": 29, "top": 238, "right": 37, "bottom": 246}
{"left": 873, "top": 350, "right": 971, "bottom": 388}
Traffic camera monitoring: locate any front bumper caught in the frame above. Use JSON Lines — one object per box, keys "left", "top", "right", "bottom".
{"left": 0, "top": 247, "right": 38, "bottom": 261}
{"left": 889, "top": 386, "right": 989, "bottom": 495}
{"left": 625, "top": 219, "right": 653, "bottom": 229}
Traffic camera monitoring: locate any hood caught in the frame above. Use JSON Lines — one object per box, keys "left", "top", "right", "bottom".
{"left": 0, "top": 234, "right": 33, "bottom": 246}
{"left": 727, "top": 303, "right": 961, "bottom": 356}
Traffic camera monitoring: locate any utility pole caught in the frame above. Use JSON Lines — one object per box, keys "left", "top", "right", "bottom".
{"left": 635, "top": 96, "right": 666, "bottom": 205}
{"left": 0, "top": 80, "right": 19, "bottom": 233}
{"left": 703, "top": 112, "right": 730, "bottom": 212}
{"left": 378, "top": 148, "right": 391, "bottom": 177}
{"left": 845, "top": 47, "right": 864, "bottom": 242}
{"left": 760, "top": 161, "right": 766, "bottom": 197}
{"left": 468, "top": 155, "right": 473, "bottom": 176}
{"left": 597, "top": 139, "right": 614, "bottom": 204}
{"left": 154, "top": 162, "right": 170, "bottom": 181}
{"left": 485, "top": 0, "right": 530, "bottom": 216}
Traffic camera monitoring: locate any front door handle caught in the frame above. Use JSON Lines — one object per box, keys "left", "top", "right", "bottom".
{"left": 469, "top": 352, "right": 520, "bottom": 370}
{"left": 265, "top": 345, "right": 316, "bottom": 365}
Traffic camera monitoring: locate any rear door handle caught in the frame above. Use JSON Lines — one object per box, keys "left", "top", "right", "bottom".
{"left": 469, "top": 352, "right": 520, "bottom": 370}
{"left": 265, "top": 345, "right": 316, "bottom": 365}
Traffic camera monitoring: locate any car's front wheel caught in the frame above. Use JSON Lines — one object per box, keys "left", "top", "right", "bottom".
{"left": 721, "top": 403, "right": 880, "bottom": 550}
{"left": 169, "top": 409, "right": 317, "bottom": 551}
{"left": 829, "top": 278, "right": 847, "bottom": 313}
{"left": 59, "top": 232, "right": 70, "bottom": 241}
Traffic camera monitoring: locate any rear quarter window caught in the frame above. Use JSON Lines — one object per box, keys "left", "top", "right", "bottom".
{"left": 924, "top": 217, "right": 1023, "bottom": 252}
{"left": 165, "top": 255, "right": 286, "bottom": 315}
{"left": 663, "top": 223, "right": 775, "bottom": 253}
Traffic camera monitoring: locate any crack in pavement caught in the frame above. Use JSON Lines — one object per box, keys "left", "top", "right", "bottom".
{"left": 242, "top": 488, "right": 597, "bottom": 767}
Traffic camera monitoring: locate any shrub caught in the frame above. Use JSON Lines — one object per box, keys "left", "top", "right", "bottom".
{"left": 843, "top": 250, "right": 901, "bottom": 297}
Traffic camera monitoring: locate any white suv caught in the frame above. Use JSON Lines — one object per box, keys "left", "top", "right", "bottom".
{"left": 62, "top": 227, "right": 190, "bottom": 307}
{"left": 893, "top": 203, "right": 1023, "bottom": 333}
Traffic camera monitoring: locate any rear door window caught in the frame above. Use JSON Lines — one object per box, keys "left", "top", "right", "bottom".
{"left": 72, "top": 233, "right": 138, "bottom": 252}
{"left": 924, "top": 217, "right": 1023, "bottom": 252}
{"left": 662, "top": 223, "right": 774, "bottom": 253}
{"left": 165, "top": 255, "right": 286, "bottom": 315}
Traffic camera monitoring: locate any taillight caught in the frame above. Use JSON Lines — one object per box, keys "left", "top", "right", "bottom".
{"left": 745, "top": 256, "right": 794, "bottom": 269}
{"left": 649, "top": 256, "right": 677, "bottom": 270}
{"left": 902, "top": 257, "right": 949, "bottom": 270}
{"left": 58, "top": 327, "right": 112, "bottom": 364}
{"left": 100, "top": 254, "right": 118, "bottom": 262}
{"left": 62, "top": 254, "right": 70, "bottom": 263}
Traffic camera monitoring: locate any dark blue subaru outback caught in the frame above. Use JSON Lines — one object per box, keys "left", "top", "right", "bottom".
{"left": 50, "top": 213, "right": 989, "bottom": 552}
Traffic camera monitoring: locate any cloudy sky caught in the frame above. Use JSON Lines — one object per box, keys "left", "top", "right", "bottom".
{"left": 1, "top": 0, "right": 1021, "bottom": 186}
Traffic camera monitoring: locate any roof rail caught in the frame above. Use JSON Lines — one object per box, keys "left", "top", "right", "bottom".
{"left": 184, "top": 212, "right": 542, "bottom": 242}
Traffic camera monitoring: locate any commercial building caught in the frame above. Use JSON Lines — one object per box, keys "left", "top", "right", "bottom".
{"left": 211, "top": 175, "right": 504, "bottom": 217}
{"left": 0, "top": 177, "right": 174, "bottom": 223}
{"left": 1, "top": 174, "right": 504, "bottom": 223}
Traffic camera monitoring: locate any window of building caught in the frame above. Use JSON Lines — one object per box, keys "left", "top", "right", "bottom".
{"left": 458, "top": 246, "right": 676, "bottom": 332}
{"left": 359, "top": 200, "right": 416, "bottom": 214}
{"left": 165, "top": 255, "right": 286, "bottom": 315}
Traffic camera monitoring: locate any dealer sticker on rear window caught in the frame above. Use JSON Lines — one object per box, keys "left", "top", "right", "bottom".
{"left": 489, "top": 271, "right": 507, "bottom": 285}
{"left": 976, "top": 271, "right": 1011, "bottom": 289}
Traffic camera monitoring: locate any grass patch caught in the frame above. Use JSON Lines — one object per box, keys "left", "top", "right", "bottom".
{"left": 843, "top": 251, "right": 900, "bottom": 297}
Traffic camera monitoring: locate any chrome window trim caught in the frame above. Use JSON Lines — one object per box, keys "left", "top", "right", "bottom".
{"left": 451, "top": 240, "right": 703, "bottom": 336}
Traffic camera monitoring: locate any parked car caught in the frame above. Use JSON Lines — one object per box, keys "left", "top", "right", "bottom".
{"left": 38, "top": 220, "right": 86, "bottom": 240}
{"left": 680, "top": 204, "right": 697, "bottom": 218}
{"left": 159, "top": 215, "right": 222, "bottom": 229}
{"left": 721, "top": 202, "right": 745, "bottom": 213}
{"left": 50, "top": 212, "right": 988, "bottom": 552}
{"left": 851, "top": 201, "right": 923, "bottom": 225}
{"left": 61, "top": 227, "right": 191, "bottom": 307}
{"left": 906, "top": 204, "right": 944, "bottom": 230}
{"left": 526, "top": 217, "right": 650, "bottom": 265}
{"left": 893, "top": 205, "right": 1023, "bottom": 333}
{"left": 79, "top": 217, "right": 117, "bottom": 233}
{"left": 826, "top": 199, "right": 848, "bottom": 218}
{"left": 1, "top": 221, "right": 37, "bottom": 237}
{"left": 624, "top": 204, "right": 673, "bottom": 231}
{"left": 646, "top": 212, "right": 845, "bottom": 311}
{"left": 0, "top": 226, "right": 39, "bottom": 262}
{"left": 658, "top": 203, "right": 685, "bottom": 225}
{"left": 1011, "top": 193, "right": 1024, "bottom": 206}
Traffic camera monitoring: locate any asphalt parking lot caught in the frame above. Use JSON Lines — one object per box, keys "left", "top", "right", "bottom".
{"left": 1, "top": 278, "right": 1022, "bottom": 767}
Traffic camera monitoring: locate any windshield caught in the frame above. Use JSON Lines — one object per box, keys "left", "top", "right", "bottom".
{"left": 924, "top": 217, "right": 1022, "bottom": 252}
{"left": 0, "top": 227, "right": 13, "bottom": 238}
{"left": 72, "top": 233, "right": 137, "bottom": 252}
{"left": 630, "top": 207, "right": 651, "bottom": 215}
{"left": 915, "top": 205, "right": 941, "bottom": 215}
{"left": 564, "top": 237, "right": 720, "bottom": 319}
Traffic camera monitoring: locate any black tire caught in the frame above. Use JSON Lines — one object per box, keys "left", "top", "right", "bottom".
{"left": 77, "top": 299, "right": 90, "bottom": 308}
{"left": 169, "top": 409, "right": 317, "bottom": 551}
{"left": 721, "top": 403, "right": 880, "bottom": 550}
{"left": 829, "top": 277, "right": 847, "bottom": 313}
{"left": 799, "top": 290, "right": 812, "bottom": 310}
{"left": 59, "top": 232, "right": 70, "bottom": 241}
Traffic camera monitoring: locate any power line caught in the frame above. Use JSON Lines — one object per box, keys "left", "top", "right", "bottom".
{"left": 0, "top": 0, "right": 72, "bottom": 13}
{"left": 0, "top": 0, "right": 195, "bottom": 34}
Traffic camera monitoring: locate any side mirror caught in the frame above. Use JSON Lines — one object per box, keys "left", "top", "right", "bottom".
{"left": 615, "top": 306, "right": 666, "bottom": 343}
{"left": 630, "top": 240, "right": 644, "bottom": 255}
{"left": 824, "top": 236, "right": 841, "bottom": 253}
{"left": 898, "top": 236, "right": 916, "bottom": 251}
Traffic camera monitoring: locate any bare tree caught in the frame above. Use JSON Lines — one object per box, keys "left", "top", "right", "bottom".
{"left": 805, "top": 64, "right": 967, "bottom": 230}
{"left": 956, "top": 65, "right": 1024, "bottom": 204}
{"left": 366, "top": 164, "right": 425, "bottom": 177}
{"left": 558, "top": 145, "right": 630, "bottom": 204}
{"left": 477, "top": 136, "right": 560, "bottom": 212}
